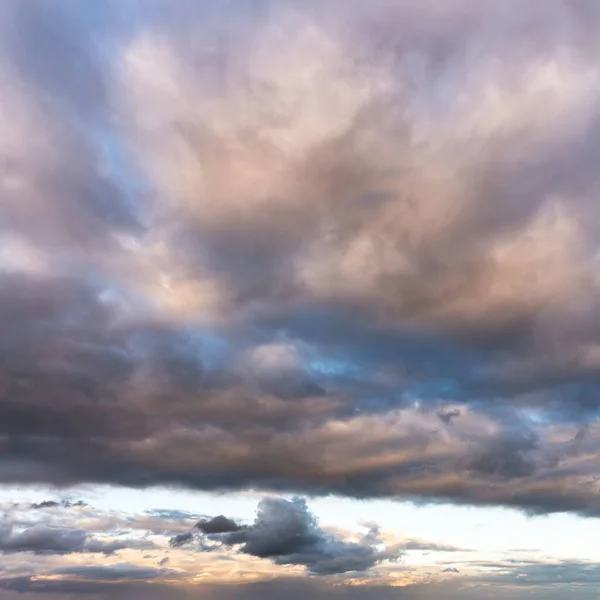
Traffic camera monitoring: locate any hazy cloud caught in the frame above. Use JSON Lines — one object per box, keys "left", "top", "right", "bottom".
{"left": 0, "top": 522, "right": 148, "bottom": 556}
{"left": 54, "top": 562, "right": 180, "bottom": 582}
{"left": 169, "top": 532, "right": 194, "bottom": 549}
{"left": 405, "top": 541, "right": 467, "bottom": 553}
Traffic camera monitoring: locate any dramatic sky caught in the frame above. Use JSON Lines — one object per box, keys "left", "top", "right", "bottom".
{"left": 2, "top": 0, "right": 600, "bottom": 598}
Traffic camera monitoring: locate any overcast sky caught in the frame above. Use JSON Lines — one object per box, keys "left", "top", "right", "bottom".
{"left": 1, "top": 0, "right": 600, "bottom": 598}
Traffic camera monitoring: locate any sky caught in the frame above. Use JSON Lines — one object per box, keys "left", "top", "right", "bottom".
{"left": 2, "top": 0, "right": 600, "bottom": 598}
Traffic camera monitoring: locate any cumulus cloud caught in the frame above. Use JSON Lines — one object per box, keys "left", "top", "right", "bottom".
{"left": 1, "top": 0, "right": 600, "bottom": 519}
{"left": 175, "top": 497, "right": 399, "bottom": 575}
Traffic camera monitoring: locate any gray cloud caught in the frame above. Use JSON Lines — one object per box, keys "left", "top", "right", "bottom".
{"left": 1, "top": 569, "right": 600, "bottom": 600}
{"left": 30, "top": 500, "right": 87, "bottom": 510}
{"left": 0, "top": 576, "right": 188, "bottom": 599}
{"left": 29, "top": 501, "right": 60, "bottom": 510}
{"left": 196, "top": 516, "right": 241, "bottom": 534}
{"left": 53, "top": 563, "right": 180, "bottom": 582}
{"left": 1, "top": 0, "right": 600, "bottom": 520}
{"left": 468, "top": 559, "right": 600, "bottom": 587}
{"left": 169, "top": 532, "right": 194, "bottom": 549}
{"left": 404, "top": 541, "right": 467, "bottom": 553}
{"left": 0, "top": 521, "right": 148, "bottom": 556}
{"left": 437, "top": 409, "right": 461, "bottom": 425}
{"left": 183, "top": 497, "right": 400, "bottom": 575}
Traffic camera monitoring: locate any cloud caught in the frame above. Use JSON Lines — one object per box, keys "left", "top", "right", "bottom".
{"left": 0, "top": 576, "right": 188, "bottom": 599}
{"left": 29, "top": 501, "right": 61, "bottom": 510}
{"left": 0, "top": 575, "right": 461, "bottom": 600}
{"left": 184, "top": 497, "right": 400, "bottom": 575}
{"left": 1, "top": 563, "right": 600, "bottom": 600}
{"left": 437, "top": 408, "right": 461, "bottom": 425}
{"left": 196, "top": 516, "right": 241, "bottom": 534}
{"left": 0, "top": 522, "right": 148, "bottom": 556}
{"left": 169, "top": 532, "right": 194, "bottom": 549}
{"left": 53, "top": 562, "right": 181, "bottom": 582}
{"left": 468, "top": 559, "right": 600, "bottom": 587}
{"left": 404, "top": 541, "right": 467, "bottom": 553}
{"left": 149, "top": 510, "right": 200, "bottom": 521}
{"left": 1, "top": 0, "right": 600, "bottom": 520}
{"left": 30, "top": 500, "right": 87, "bottom": 510}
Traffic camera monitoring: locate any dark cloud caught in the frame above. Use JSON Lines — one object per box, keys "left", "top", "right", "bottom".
{"left": 442, "top": 567, "right": 460, "bottom": 573}
{"left": 29, "top": 501, "right": 60, "bottom": 510}
{"left": 187, "top": 497, "right": 400, "bottom": 575}
{"left": 437, "top": 409, "right": 461, "bottom": 425}
{"left": 30, "top": 500, "right": 87, "bottom": 510}
{"left": 169, "top": 532, "right": 194, "bottom": 549}
{"left": 196, "top": 516, "right": 241, "bottom": 534}
{"left": 1, "top": 0, "right": 600, "bottom": 521}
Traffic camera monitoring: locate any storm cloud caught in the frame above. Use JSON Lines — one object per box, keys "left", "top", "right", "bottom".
{"left": 1, "top": 0, "right": 600, "bottom": 519}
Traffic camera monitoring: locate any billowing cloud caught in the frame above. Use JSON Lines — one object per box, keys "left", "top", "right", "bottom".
{"left": 172, "top": 497, "right": 399, "bottom": 575}
{"left": 1, "top": 0, "right": 600, "bottom": 520}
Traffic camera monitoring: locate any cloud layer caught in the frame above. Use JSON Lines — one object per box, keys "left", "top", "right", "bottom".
{"left": 2, "top": 0, "right": 600, "bottom": 517}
